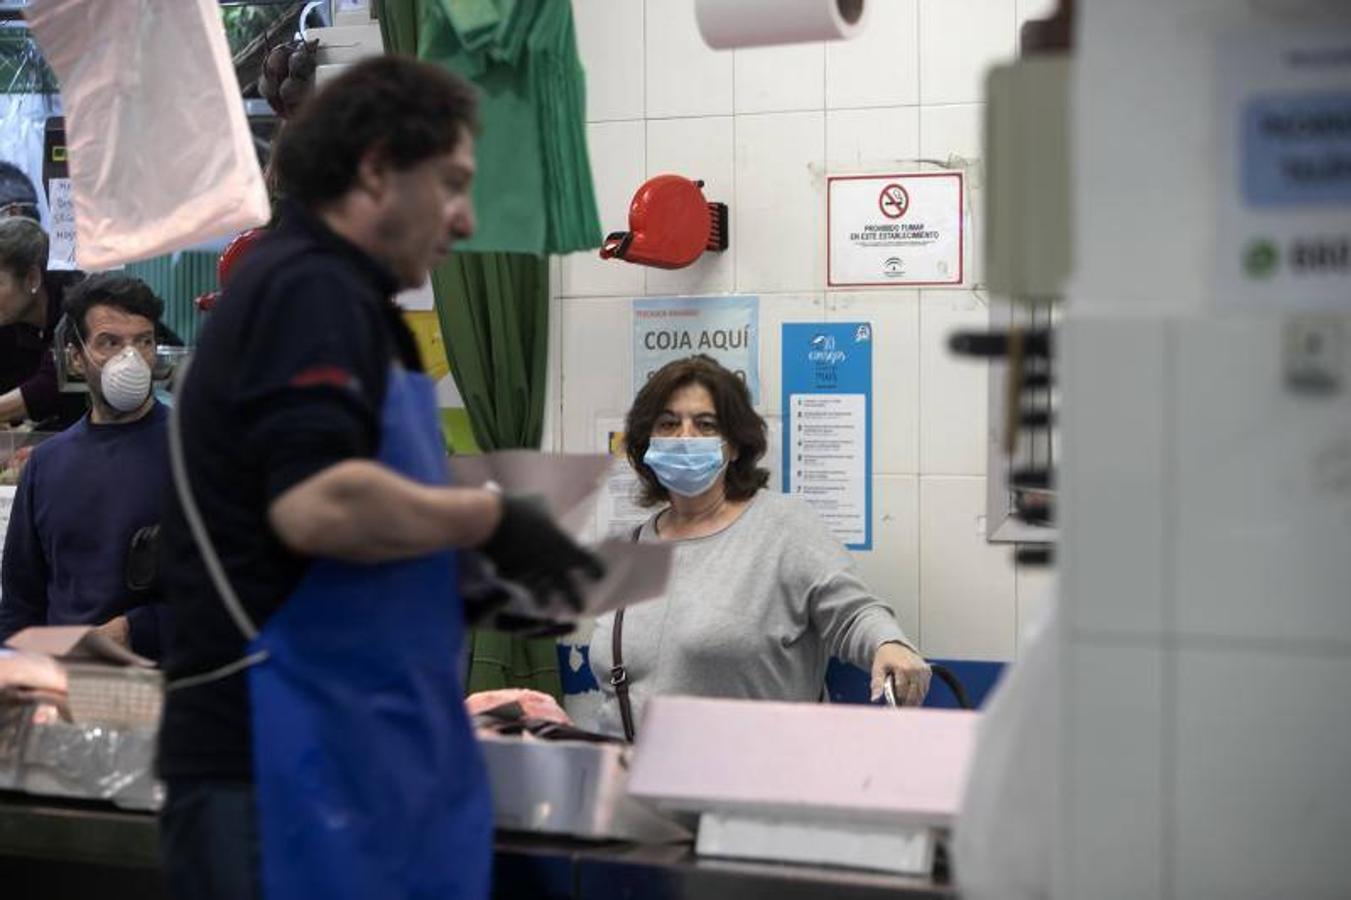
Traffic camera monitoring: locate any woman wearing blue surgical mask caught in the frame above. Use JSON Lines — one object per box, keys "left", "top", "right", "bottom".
{"left": 589, "top": 355, "right": 931, "bottom": 741}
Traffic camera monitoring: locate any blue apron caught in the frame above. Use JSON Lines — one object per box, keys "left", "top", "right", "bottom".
{"left": 247, "top": 366, "right": 492, "bottom": 900}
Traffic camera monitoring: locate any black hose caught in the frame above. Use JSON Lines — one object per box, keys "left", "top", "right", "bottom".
{"left": 929, "top": 663, "right": 973, "bottom": 710}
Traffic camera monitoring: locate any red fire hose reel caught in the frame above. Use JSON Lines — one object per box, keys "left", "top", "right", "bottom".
{"left": 599, "top": 175, "right": 729, "bottom": 269}
{"left": 194, "top": 226, "right": 267, "bottom": 312}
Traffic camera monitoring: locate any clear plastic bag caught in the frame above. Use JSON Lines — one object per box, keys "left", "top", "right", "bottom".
{"left": 0, "top": 698, "right": 162, "bottom": 809}
{"left": 25, "top": 0, "right": 269, "bottom": 269}
{"left": 0, "top": 33, "right": 55, "bottom": 226}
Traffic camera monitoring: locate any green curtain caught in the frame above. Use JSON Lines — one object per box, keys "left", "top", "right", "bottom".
{"left": 435, "top": 253, "right": 561, "bottom": 699}
{"left": 382, "top": 0, "right": 566, "bottom": 701}
{"left": 432, "top": 253, "right": 547, "bottom": 451}
{"left": 381, "top": 0, "right": 600, "bottom": 254}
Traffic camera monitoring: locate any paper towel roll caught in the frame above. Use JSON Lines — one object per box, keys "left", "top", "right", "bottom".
{"left": 695, "top": 0, "right": 867, "bottom": 49}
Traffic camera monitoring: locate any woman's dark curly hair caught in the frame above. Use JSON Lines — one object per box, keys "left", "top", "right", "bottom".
{"left": 626, "top": 355, "right": 769, "bottom": 507}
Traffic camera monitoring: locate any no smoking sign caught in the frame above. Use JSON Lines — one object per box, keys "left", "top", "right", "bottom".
{"left": 878, "top": 184, "right": 909, "bottom": 219}
{"left": 828, "top": 172, "right": 965, "bottom": 287}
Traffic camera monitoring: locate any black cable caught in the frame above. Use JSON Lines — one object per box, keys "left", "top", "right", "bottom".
{"left": 928, "top": 664, "right": 973, "bottom": 710}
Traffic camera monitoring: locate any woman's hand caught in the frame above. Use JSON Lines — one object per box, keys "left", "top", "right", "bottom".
{"left": 870, "top": 641, "right": 931, "bottom": 706}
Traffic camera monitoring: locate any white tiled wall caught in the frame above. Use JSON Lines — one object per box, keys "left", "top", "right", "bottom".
{"left": 644, "top": 0, "right": 732, "bottom": 118}
{"left": 824, "top": 0, "right": 920, "bottom": 109}
{"left": 919, "top": 477, "right": 1017, "bottom": 660}
{"left": 826, "top": 107, "right": 922, "bottom": 170}
{"left": 1173, "top": 647, "right": 1351, "bottom": 899}
{"left": 555, "top": 0, "right": 1035, "bottom": 660}
{"left": 919, "top": 291, "right": 990, "bottom": 475}
{"left": 573, "top": 0, "right": 644, "bottom": 122}
{"left": 919, "top": 0, "right": 1015, "bottom": 105}
{"left": 561, "top": 122, "right": 646, "bottom": 298}
{"left": 1063, "top": 641, "right": 1167, "bottom": 900}
{"left": 734, "top": 43, "right": 824, "bottom": 115}
{"left": 734, "top": 111, "right": 826, "bottom": 292}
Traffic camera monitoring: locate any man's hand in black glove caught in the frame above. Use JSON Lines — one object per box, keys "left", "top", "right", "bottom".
{"left": 459, "top": 550, "right": 576, "bottom": 636}
{"left": 480, "top": 495, "right": 605, "bottom": 613}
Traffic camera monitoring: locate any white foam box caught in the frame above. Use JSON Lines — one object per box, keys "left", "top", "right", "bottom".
{"left": 627, "top": 696, "right": 979, "bottom": 875}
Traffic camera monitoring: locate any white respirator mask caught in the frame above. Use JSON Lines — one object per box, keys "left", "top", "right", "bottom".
{"left": 98, "top": 345, "right": 153, "bottom": 412}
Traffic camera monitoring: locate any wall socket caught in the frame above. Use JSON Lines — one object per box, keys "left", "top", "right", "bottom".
{"left": 1284, "top": 316, "right": 1345, "bottom": 395}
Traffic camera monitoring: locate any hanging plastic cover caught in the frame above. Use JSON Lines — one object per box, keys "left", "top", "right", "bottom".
{"left": 0, "top": 32, "right": 56, "bottom": 226}
{"left": 24, "top": 0, "right": 269, "bottom": 270}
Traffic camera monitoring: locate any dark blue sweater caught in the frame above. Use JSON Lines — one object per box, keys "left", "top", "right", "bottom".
{"left": 0, "top": 403, "right": 169, "bottom": 659}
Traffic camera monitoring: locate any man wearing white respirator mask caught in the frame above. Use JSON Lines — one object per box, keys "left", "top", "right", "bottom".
{"left": 0, "top": 273, "right": 170, "bottom": 660}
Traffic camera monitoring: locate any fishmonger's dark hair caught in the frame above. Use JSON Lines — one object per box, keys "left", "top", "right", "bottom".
{"left": 273, "top": 55, "right": 479, "bottom": 207}
{"left": 626, "top": 355, "right": 770, "bottom": 507}
{"left": 63, "top": 273, "right": 164, "bottom": 343}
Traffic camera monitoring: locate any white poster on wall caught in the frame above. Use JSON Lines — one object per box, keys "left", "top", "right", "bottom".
{"left": 789, "top": 393, "right": 868, "bottom": 546}
{"left": 827, "top": 172, "right": 965, "bottom": 287}
{"left": 1214, "top": 26, "right": 1351, "bottom": 311}
{"left": 632, "top": 295, "right": 759, "bottom": 401}
{"left": 46, "top": 177, "right": 78, "bottom": 270}
{"left": 594, "top": 416, "right": 649, "bottom": 540}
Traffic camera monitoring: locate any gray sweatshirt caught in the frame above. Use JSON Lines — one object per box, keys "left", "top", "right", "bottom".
{"left": 588, "top": 490, "right": 911, "bottom": 737}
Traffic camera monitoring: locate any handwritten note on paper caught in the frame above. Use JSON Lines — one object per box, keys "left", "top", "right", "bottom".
{"left": 47, "top": 178, "right": 78, "bottom": 270}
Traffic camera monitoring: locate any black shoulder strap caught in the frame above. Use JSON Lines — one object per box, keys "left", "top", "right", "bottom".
{"left": 609, "top": 523, "right": 643, "bottom": 743}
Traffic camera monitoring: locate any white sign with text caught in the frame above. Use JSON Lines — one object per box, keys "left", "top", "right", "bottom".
{"left": 828, "top": 172, "right": 965, "bottom": 287}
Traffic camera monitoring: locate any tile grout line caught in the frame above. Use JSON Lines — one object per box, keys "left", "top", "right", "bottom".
{"left": 640, "top": 0, "right": 649, "bottom": 298}
{"left": 820, "top": 40, "right": 829, "bottom": 298}
{"left": 584, "top": 103, "right": 986, "bottom": 128}
{"left": 731, "top": 38, "right": 738, "bottom": 295}
{"left": 914, "top": 0, "right": 926, "bottom": 650}
{"left": 640, "top": 0, "right": 647, "bottom": 129}
{"left": 914, "top": 0, "right": 924, "bottom": 142}
{"left": 1160, "top": 325, "right": 1178, "bottom": 900}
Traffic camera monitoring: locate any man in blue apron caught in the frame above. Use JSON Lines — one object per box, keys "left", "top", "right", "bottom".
{"left": 156, "top": 57, "right": 601, "bottom": 900}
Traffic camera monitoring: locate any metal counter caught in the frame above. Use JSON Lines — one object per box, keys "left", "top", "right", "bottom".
{"left": 0, "top": 792, "right": 955, "bottom": 899}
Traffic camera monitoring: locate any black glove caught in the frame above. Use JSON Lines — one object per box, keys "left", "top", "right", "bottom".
{"left": 459, "top": 550, "right": 575, "bottom": 637}
{"left": 481, "top": 495, "right": 605, "bottom": 612}
{"left": 459, "top": 550, "right": 515, "bottom": 623}
{"left": 486, "top": 613, "right": 575, "bottom": 639}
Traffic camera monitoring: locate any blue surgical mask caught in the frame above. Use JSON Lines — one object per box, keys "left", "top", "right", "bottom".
{"left": 643, "top": 437, "right": 728, "bottom": 498}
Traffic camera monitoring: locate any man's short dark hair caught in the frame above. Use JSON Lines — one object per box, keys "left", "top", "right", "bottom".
{"left": 63, "top": 273, "right": 164, "bottom": 343}
{"left": 0, "top": 161, "right": 40, "bottom": 221}
{"left": 0, "top": 217, "right": 47, "bottom": 279}
{"left": 625, "top": 355, "right": 770, "bottom": 507}
{"left": 272, "top": 56, "right": 478, "bottom": 207}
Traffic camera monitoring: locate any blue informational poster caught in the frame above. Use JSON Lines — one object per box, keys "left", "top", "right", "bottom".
{"left": 781, "top": 322, "right": 873, "bottom": 550}
{"left": 632, "top": 295, "right": 759, "bottom": 401}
